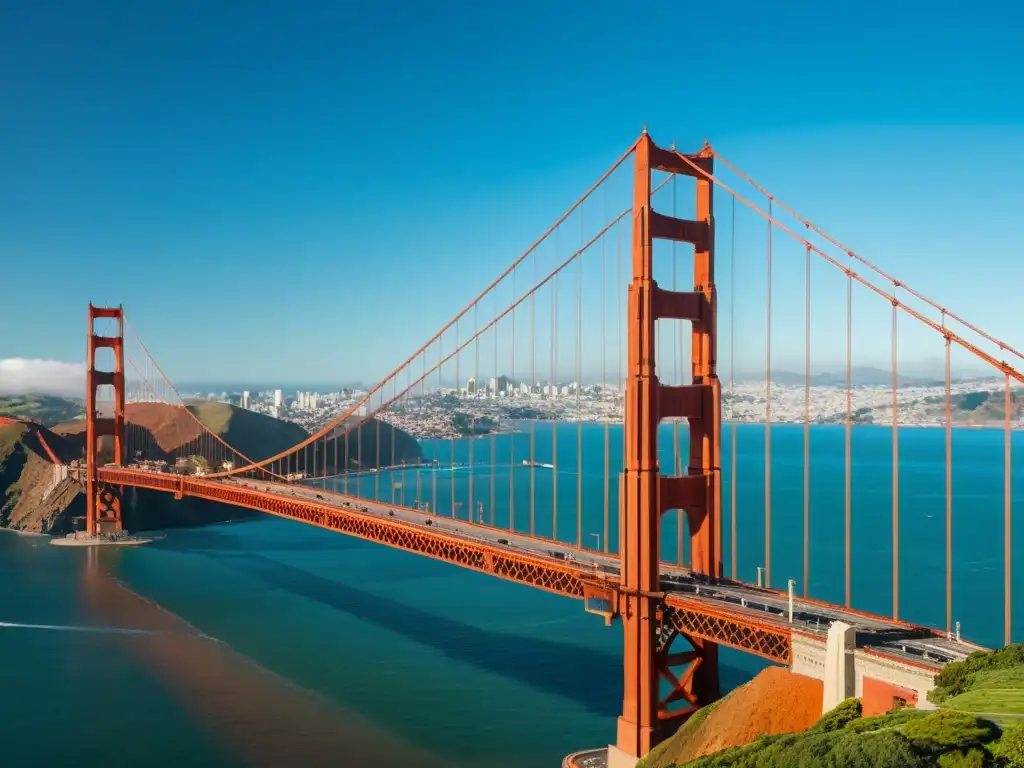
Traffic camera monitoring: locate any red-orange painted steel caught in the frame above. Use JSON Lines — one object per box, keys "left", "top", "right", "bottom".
{"left": 86, "top": 304, "right": 126, "bottom": 536}
{"left": 96, "top": 465, "right": 801, "bottom": 668}
{"left": 861, "top": 676, "right": 919, "bottom": 717}
{"left": 35, "top": 430, "right": 62, "bottom": 465}
{"left": 616, "top": 133, "right": 661, "bottom": 760}
{"left": 661, "top": 596, "right": 790, "bottom": 665}
{"left": 97, "top": 467, "right": 605, "bottom": 597}
{"left": 616, "top": 133, "right": 721, "bottom": 761}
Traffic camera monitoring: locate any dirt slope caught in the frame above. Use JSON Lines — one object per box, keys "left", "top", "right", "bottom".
{"left": 642, "top": 666, "right": 824, "bottom": 768}
{"left": 53, "top": 402, "right": 421, "bottom": 470}
{"left": 0, "top": 422, "right": 83, "bottom": 533}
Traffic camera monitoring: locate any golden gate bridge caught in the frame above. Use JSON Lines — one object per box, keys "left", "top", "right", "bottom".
{"left": 65, "top": 131, "right": 1020, "bottom": 764}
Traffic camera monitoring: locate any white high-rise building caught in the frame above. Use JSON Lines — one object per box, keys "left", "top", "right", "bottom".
{"left": 241, "top": 391, "right": 251, "bottom": 409}
{"left": 274, "top": 389, "right": 283, "bottom": 408}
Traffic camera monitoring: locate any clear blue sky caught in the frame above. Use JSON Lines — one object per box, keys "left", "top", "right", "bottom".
{"left": 2, "top": 0, "right": 1022, "bottom": 386}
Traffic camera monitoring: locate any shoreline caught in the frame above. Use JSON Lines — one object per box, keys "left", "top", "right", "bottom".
{"left": 410, "top": 420, "right": 1023, "bottom": 442}
{"left": 0, "top": 527, "right": 49, "bottom": 538}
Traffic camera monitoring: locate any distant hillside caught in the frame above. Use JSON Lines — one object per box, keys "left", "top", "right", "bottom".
{"left": 918, "top": 388, "right": 1024, "bottom": 426}
{"left": 2, "top": 403, "right": 422, "bottom": 535}
{"left": 738, "top": 367, "right": 944, "bottom": 387}
{"left": 53, "top": 401, "right": 421, "bottom": 471}
{"left": 0, "top": 394, "right": 84, "bottom": 427}
{"left": 0, "top": 421, "right": 83, "bottom": 532}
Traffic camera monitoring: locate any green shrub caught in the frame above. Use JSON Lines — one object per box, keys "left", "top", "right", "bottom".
{"left": 637, "top": 699, "right": 724, "bottom": 768}
{"left": 811, "top": 697, "right": 862, "bottom": 733}
{"left": 936, "top": 747, "right": 990, "bottom": 767}
{"left": 931, "top": 645, "right": 1024, "bottom": 704}
{"left": 844, "top": 707, "right": 927, "bottom": 733}
{"left": 992, "top": 725, "right": 1024, "bottom": 768}
{"left": 825, "top": 730, "right": 933, "bottom": 768}
{"left": 681, "top": 725, "right": 930, "bottom": 767}
{"left": 901, "top": 710, "right": 998, "bottom": 749}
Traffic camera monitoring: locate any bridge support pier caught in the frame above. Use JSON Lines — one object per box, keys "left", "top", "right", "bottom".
{"left": 614, "top": 132, "right": 722, "bottom": 763}
{"left": 85, "top": 304, "right": 126, "bottom": 536}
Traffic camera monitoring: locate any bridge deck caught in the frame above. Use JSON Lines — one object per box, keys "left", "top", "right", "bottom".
{"left": 96, "top": 466, "right": 983, "bottom": 669}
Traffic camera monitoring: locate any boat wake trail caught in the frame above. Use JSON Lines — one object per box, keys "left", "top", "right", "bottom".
{"left": 0, "top": 620, "right": 214, "bottom": 638}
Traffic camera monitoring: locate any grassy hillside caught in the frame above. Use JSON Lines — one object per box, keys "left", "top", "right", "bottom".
{"left": 0, "top": 395, "right": 84, "bottom": 427}
{"left": 0, "top": 402, "right": 423, "bottom": 534}
{"left": 645, "top": 645, "right": 1024, "bottom": 768}
{"left": 930, "top": 645, "right": 1024, "bottom": 728}
{"left": 0, "top": 422, "right": 83, "bottom": 532}
{"left": 53, "top": 402, "right": 421, "bottom": 470}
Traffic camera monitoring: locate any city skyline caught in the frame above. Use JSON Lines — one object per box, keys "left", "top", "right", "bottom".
{"left": 0, "top": 354, "right": 1006, "bottom": 401}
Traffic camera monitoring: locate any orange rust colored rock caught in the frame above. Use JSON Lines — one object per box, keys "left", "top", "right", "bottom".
{"left": 658, "top": 666, "right": 823, "bottom": 765}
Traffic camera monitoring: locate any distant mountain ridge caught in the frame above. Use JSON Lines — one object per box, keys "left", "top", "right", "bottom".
{"left": 0, "top": 394, "right": 84, "bottom": 427}
{"left": 734, "top": 366, "right": 980, "bottom": 387}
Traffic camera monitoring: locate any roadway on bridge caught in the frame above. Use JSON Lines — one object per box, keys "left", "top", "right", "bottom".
{"left": 222, "top": 475, "right": 980, "bottom": 669}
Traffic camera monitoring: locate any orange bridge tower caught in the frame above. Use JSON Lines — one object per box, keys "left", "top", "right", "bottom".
{"left": 85, "top": 304, "right": 126, "bottom": 536}
{"left": 614, "top": 132, "right": 721, "bottom": 764}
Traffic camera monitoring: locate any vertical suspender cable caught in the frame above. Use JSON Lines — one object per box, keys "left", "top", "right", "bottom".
{"left": 892, "top": 292, "right": 900, "bottom": 620}
{"left": 804, "top": 238, "right": 811, "bottom": 597}
{"left": 530, "top": 250, "right": 537, "bottom": 536}
{"left": 730, "top": 195, "right": 737, "bottom": 579}
{"left": 1005, "top": 373, "right": 1013, "bottom": 646}
{"left": 491, "top": 289, "right": 497, "bottom": 526}
{"left": 470, "top": 304, "right": 477, "bottom": 513}
{"left": 944, "top": 326, "right": 953, "bottom": 635}
{"left": 552, "top": 269, "right": 559, "bottom": 541}
{"left": 510, "top": 267, "right": 517, "bottom": 532}
{"left": 391, "top": 378, "right": 397, "bottom": 498}
{"left": 617, "top": 214, "right": 624, "bottom": 554}
{"left": 577, "top": 208, "right": 584, "bottom": 549}
{"left": 453, "top": 317, "right": 460, "bottom": 518}
{"left": 845, "top": 272, "right": 852, "bottom": 607}
{"left": 603, "top": 226, "right": 610, "bottom": 553}
{"left": 765, "top": 199, "right": 773, "bottom": 588}
{"left": 433, "top": 331, "right": 442, "bottom": 513}
{"left": 375, "top": 417, "right": 381, "bottom": 501}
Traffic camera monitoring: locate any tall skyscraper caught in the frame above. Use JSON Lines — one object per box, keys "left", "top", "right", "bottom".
{"left": 273, "top": 389, "right": 283, "bottom": 408}
{"left": 241, "top": 391, "right": 251, "bottom": 409}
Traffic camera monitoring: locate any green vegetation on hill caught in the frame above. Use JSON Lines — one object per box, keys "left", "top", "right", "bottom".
{"left": 0, "top": 423, "right": 31, "bottom": 527}
{"left": 181, "top": 402, "right": 422, "bottom": 469}
{"left": 183, "top": 401, "right": 311, "bottom": 462}
{"left": 665, "top": 703, "right": 1007, "bottom": 767}
{"left": 0, "top": 395, "right": 83, "bottom": 427}
{"left": 916, "top": 389, "right": 1024, "bottom": 426}
{"left": 931, "top": 645, "right": 1024, "bottom": 725}
{"left": 53, "top": 401, "right": 422, "bottom": 471}
{"left": 451, "top": 411, "right": 498, "bottom": 436}
{"left": 646, "top": 645, "right": 1024, "bottom": 768}
{"left": 0, "top": 422, "right": 82, "bottom": 532}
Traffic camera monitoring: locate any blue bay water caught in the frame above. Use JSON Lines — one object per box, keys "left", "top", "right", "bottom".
{"left": 1, "top": 424, "right": 1021, "bottom": 766}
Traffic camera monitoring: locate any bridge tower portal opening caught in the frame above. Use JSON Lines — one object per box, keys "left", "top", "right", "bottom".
{"left": 85, "top": 304, "right": 126, "bottom": 536}
{"left": 616, "top": 132, "right": 721, "bottom": 762}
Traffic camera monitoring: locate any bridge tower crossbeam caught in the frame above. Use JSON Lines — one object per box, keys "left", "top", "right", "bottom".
{"left": 85, "top": 304, "right": 126, "bottom": 536}
{"left": 615, "top": 132, "right": 721, "bottom": 763}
